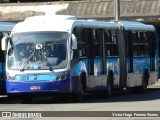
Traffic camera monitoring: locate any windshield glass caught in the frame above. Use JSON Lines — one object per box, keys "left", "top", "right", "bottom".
{"left": 8, "top": 32, "right": 68, "bottom": 70}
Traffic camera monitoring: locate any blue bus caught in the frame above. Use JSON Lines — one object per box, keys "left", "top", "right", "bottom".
{"left": 119, "top": 21, "right": 157, "bottom": 92}
{"left": 154, "top": 26, "right": 160, "bottom": 78}
{"left": 0, "top": 22, "right": 16, "bottom": 94}
{"left": 1, "top": 15, "right": 157, "bottom": 102}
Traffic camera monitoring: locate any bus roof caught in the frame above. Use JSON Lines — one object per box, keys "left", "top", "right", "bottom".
{"left": 12, "top": 15, "right": 155, "bottom": 33}
{"left": 72, "top": 20, "right": 117, "bottom": 30}
{"left": 12, "top": 15, "right": 117, "bottom": 33}
{"left": 119, "top": 21, "right": 155, "bottom": 31}
{"left": 0, "top": 22, "right": 16, "bottom": 31}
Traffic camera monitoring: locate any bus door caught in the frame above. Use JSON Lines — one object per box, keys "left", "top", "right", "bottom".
{"left": 93, "top": 29, "right": 107, "bottom": 89}
{"left": 117, "top": 28, "right": 127, "bottom": 88}
{"left": 0, "top": 32, "right": 6, "bottom": 94}
{"left": 155, "top": 26, "right": 160, "bottom": 78}
{"left": 149, "top": 32, "right": 157, "bottom": 85}
{"left": 83, "top": 28, "right": 95, "bottom": 90}
{"left": 125, "top": 31, "right": 133, "bottom": 73}
{"left": 96, "top": 29, "right": 106, "bottom": 75}
{"left": 84, "top": 29, "right": 94, "bottom": 75}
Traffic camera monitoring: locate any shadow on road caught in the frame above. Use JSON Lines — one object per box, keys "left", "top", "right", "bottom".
{"left": 0, "top": 88, "right": 160, "bottom": 104}
{"left": 81, "top": 88, "right": 160, "bottom": 104}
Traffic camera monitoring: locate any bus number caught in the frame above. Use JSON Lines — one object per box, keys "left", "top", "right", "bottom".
{"left": 20, "top": 76, "right": 29, "bottom": 81}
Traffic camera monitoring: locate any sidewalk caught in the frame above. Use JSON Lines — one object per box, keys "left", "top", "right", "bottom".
{"left": 148, "top": 79, "right": 160, "bottom": 88}
{"left": 0, "top": 95, "right": 7, "bottom": 98}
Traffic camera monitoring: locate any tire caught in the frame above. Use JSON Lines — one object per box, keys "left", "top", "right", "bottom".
{"left": 130, "top": 74, "right": 148, "bottom": 93}
{"left": 106, "top": 77, "right": 112, "bottom": 97}
{"left": 73, "top": 83, "right": 84, "bottom": 102}
{"left": 139, "top": 77, "right": 147, "bottom": 93}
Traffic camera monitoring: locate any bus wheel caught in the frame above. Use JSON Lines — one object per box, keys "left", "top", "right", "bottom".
{"left": 74, "top": 83, "right": 84, "bottom": 102}
{"left": 139, "top": 76, "right": 147, "bottom": 93}
{"left": 107, "top": 77, "right": 112, "bottom": 97}
{"left": 131, "top": 74, "right": 148, "bottom": 93}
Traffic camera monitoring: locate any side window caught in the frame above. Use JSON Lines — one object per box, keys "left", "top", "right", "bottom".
{"left": 138, "top": 32, "right": 147, "bottom": 43}
{"left": 0, "top": 31, "right": 10, "bottom": 62}
{"left": 124, "top": 31, "right": 132, "bottom": 58}
{"left": 0, "top": 32, "right": 3, "bottom": 48}
{"left": 138, "top": 32, "right": 148, "bottom": 56}
{"left": 0, "top": 32, "right": 4, "bottom": 62}
{"left": 147, "top": 32, "right": 156, "bottom": 58}
{"left": 104, "top": 30, "right": 111, "bottom": 43}
{"left": 132, "top": 31, "right": 149, "bottom": 57}
{"left": 105, "top": 30, "right": 118, "bottom": 56}
{"left": 94, "top": 29, "right": 100, "bottom": 57}
{"left": 73, "top": 27, "right": 87, "bottom": 58}
{"left": 132, "top": 31, "right": 138, "bottom": 56}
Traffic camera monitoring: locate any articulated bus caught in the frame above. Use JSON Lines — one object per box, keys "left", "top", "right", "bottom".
{"left": 0, "top": 22, "right": 16, "bottom": 94}
{"left": 1, "top": 15, "right": 157, "bottom": 102}
{"left": 154, "top": 26, "right": 160, "bottom": 78}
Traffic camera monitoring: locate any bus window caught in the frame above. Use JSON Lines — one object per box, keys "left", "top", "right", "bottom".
{"left": 104, "top": 30, "right": 111, "bottom": 43}
{"left": 111, "top": 30, "right": 117, "bottom": 43}
{"left": 125, "top": 31, "right": 132, "bottom": 58}
{"left": 138, "top": 32, "right": 147, "bottom": 43}
{"left": 94, "top": 29, "right": 100, "bottom": 57}
{"left": 132, "top": 31, "right": 149, "bottom": 57}
{"left": 73, "top": 27, "right": 87, "bottom": 58}
{"left": 147, "top": 32, "right": 156, "bottom": 58}
{"left": 0, "top": 31, "right": 11, "bottom": 62}
{"left": 105, "top": 30, "right": 118, "bottom": 56}
{"left": 132, "top": 31, "right": 138, "bottom": 43}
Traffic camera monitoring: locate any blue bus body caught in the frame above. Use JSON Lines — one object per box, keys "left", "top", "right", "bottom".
{"left": 2, "top": 16, "right": 157, "bottom": 101}
{"left": 154, "top": 26, "right": 160, "bottom": 78}
{"left": 0, "top": 22, "right": 16, "bottom": 94}
{"left": 121, "top": 21, "right": 157, "bottom": 88}
{"left": 6, "top": 72, "right": 71, "bottom": 93}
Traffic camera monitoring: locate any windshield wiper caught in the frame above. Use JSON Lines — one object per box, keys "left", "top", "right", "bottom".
{"left": 20, "top": 47, "right": 54, "bottom": 72}
{"left": 44, "top": 58, "right": 53, "bottom": 71}
{"left": 39, "top": 52, "right": 53, "bottom": 72}
{"left": 20, "top": 47, "right": 36, "bottom": 72}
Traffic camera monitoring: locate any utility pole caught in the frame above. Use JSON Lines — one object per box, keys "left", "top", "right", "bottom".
{"left": 114, "top": 0, "right": 120, "bottom": 22}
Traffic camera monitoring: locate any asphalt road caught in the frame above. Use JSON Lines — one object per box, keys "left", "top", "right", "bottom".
{"left": 0, "top": 80, "right": 160, "bottom": 120}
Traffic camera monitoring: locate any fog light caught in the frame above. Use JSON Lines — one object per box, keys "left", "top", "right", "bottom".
{"left": 56, "top": 76, "right": 61, "bottom": 81}
{"left": 61, "top": 75, "right": 65, "bottom": 80}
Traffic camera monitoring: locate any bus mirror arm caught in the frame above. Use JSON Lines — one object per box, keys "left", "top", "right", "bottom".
{"left": 1, "top": 36, "right": 10, "bottom": 51}
{"left": 70, "top": 50, "right": 73, "bottom": 60}
{"left": 71, "top": 34, "right": 77, "bottom": 50}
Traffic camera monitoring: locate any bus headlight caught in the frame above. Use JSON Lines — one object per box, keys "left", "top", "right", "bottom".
{"left": 61, "top": 75, "right": 66, "bottom": 79}
{"left": 56, "top": 75, "right": 66, "bottom": 81}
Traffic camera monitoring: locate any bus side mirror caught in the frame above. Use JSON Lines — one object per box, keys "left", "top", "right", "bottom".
{"left": 71, "top": 34, "right": 77, "bottom": 50}
{"left": 1, "top": 36, "right": 9, "bottom": 51}
{"left": 70, "top": 50, "right": 73, "bottom": 60}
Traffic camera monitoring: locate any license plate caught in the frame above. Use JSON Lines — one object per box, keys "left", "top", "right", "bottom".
{"left": 30, "top": 86, "right": 41, "bottom": 90}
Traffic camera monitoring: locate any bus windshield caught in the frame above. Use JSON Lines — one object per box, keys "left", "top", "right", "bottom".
{"left": 8, "top": 32, "right": 68, "bottom": 71}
